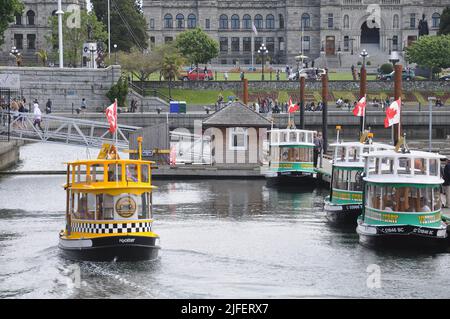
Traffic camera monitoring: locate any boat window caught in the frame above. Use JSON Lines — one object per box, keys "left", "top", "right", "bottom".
{"left": 102, "top": 194, "right": 115, "bottom": 220}
{"left": 398, "top": 157, "right": 411, "bottom": 175}
{"left": 429, "top": 159, "right": 438, "bottom": 177}
{"left": 414, "top": 158, "right": 427, "bottom": 176}
{"left": 348, "top": 147, "right": 359, "bottom": 162}
{"left": 299, "top": 132, "right": 305, "bottom": 143}
{"left": 126, "top": 164, "right": 139, "bottom": 182}
{"left": 366, "top": 185, "right": 437, "bottom": 212}
{"left": 379, "top": 157, "right": 394, "bottom": 175}
{"left": 75, "top": 165, "right": 87, "bottom": 183}
{"left": 289, "top": 132, "right": 296, "bottom": 143}
{"left": 139, "top": 192, "right": 153, "bottom": 219}
{"left": 339, "top": 147, "right": 345, "bottom": 162}
{"left": 91, "top": 164, "right": 104, "bottom": 182}
{"left": 107, "top": 164, "right": 123, "bottom": 182}
{"left": 349, "top": 170, "right": 363, "bottom": 191}
{"left": 141, "top": 164, "right": 150, "bottom": 183}
{"left": 271, "top": 132, "right": 278, "bottom": 144}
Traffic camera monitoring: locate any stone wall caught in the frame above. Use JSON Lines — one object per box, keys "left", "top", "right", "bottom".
{"left": 0, "top": 66, "right": 122, "bottom": 111}
{"left": 138, "top": 80, "right": 450, "bottom": 93}
{"left": 0, "top": 141, "right": 21, "bottom": 171}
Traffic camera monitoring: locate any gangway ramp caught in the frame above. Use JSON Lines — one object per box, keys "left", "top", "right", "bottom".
{"left": 0, "top": 110, "right": 140, "bottom": 150}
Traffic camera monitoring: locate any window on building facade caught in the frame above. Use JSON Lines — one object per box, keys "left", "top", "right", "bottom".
{"left": 27, "top": 10, "right": 35, "bottom": 25}
{"left": 150, "top": 18, "right": 155, "bottom": 29}
{"left": 188, "top": 14, "right": 196, "bottom": 28}
{"left": 243, "top": 37, "right": 251, "bottom": 52}
{"left": 279, "top": 14, "right": 284, "bottom": 29}
{"left": 328, "top": 13, "right": 334, "bottom": 29}
{"left": 206, "top": 19, "right": 210, "bottom": 29}
{"left": 243, "top": 15, "right": 252, "bottom": 29}
{"left": 231, "top": 37, "right": 240, "bottom": 52}
{"left": 266, "top": 14, "right": 275, "bottom": 29}
{"left": 266, "top": 37, "right": 275, "bottom": 53}
{"left": 220, "top": 15, "right": 228, "bottom": 29}
{"left": 393, "top": 14, "right": 399, "bottom": 29}
{"left": 343, "top": 15, "right": 349, "bottom": 29}
{"left": 301, "top": 13, "right": 310, "bottom": 29}
{"left": 27, "top": 34, "right": 36, "bottom": 50}
{"left": 254, "top": 14, "right": 263, "bottom": 29}
{"left": 254, "top": 37, "right": 263, "bottom": 51}
{"left": 14, "top": 34, "right": 23, "bottom": 49}
{"left": 410, "top": 13, "right": 416, "bottom": 28}
{"left": 220, "top": 37, "right": 228, "bottom": 52}
{"left": 302, "top": 36, "right": 310, "bottom": 52}
{"left": 176, "top": 14, "right": 185, "bottom": 29}
{"left": 15, "top": 14, "right": 22, "bottom": 25}
{"left": 231, "top": 15, "right": 240, "bottom": 30}
{"left": 164, "top": 37, "right": 173, "bottom": 43}
{"left": 164, "top": 14, "right": 173, "bottom": 29}
{"left": 344, "top": 36, "right": 349, "bottom": 51}
{"left": 278, "top": 37, "right": 285, "bottom": 51}
{"left": 229, "top": 128, "right": 248, "bottom": 151}
{"left": 432, "top": 13, "right": 440, "bottom": 28}
{"left": 392, "top": 35, "right": 398, "bottom": 50}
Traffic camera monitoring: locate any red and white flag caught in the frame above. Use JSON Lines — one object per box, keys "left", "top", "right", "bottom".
{"left": 288, "top": 97, "right": 299, "bottom": 113}
{"left": 384, "top": 99, "right": 401, "bottom": 128}
{"left": 252, "top": 22, "right": 258, "bottom": 35}
{"left": 352, "top": 96, "right": 366, "bottom": 117}
{"left": 105, "top": 99, "right": 117, "bottom": 133}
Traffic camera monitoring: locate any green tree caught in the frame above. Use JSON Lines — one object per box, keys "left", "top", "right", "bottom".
{"left": 405, "top": 35, "right": 450, "bottom": 79}
{"left": 35, "top": 49, "right": 48, "bottom": 66}
{"left": 107, "top": 76, "right": 129, "bottom": 108}
{"left": 0, "top": 0, "right": 24, "bottom": 46}
{"left": 439, "top": 7, "right": 450, "bottom": 35}
{"left": 92, "top": 0, "right": 148, "bottom": 52}
{"left": 48, "top": 10, "right": 107, "bottom": 67}
{"left": 161, "top": 54, "right": 185, "bottom": 98}
{"left": 175, "top": 28, "right": 219, "bottom": 79}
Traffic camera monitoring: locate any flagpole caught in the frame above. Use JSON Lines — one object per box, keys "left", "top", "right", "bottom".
{"left": 251, "top": 32, "right": 254, "bottom": 69}
{"left": 362, "top": 95, "right": 366, "bottom": 134}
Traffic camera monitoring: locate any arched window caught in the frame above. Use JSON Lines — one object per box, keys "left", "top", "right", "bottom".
{"left": 243, "top": 14, "right": 252, "bottom": 29}
{"left": 176, "top": 14, "right": 185, "bottom": 29}
{"left": 187, "top": 14, "right": 196, "bottom": 28}
{"left": 231, "top": 14, "right": 240, "bottom": 30}
{"left": 432, "top": 13, "right": 441, "bottom": 28}
{"left": 343, "top": 15, "right": 349, "bottom": 29}
{"left": 393, "top": 14, "right": 399, "bottom": 29}
{"left": 301, "top": 13, "right": 310, "bottom": 29}
{"left": 266, "top": 14, "right": 275, "bottom": 29}
{"left": 219, "top": 14, "right": 228, "bottom": 29}
{"left": 164, "top": 14, "right": 173, "bottom": 29}
{"left": 27, "top": 10, "right": 35, "bottom": 25}
{"left": 254, "top": 14, "right": 263, "bottom": 29}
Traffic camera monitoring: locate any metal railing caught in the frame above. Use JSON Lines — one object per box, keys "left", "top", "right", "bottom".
{"left": 0, "top": 110, "right": 140, "bottom": 150}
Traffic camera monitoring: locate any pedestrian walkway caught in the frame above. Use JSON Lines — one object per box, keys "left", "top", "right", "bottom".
{"left": 0, "top": 110, "right": 140, "bottom": 149}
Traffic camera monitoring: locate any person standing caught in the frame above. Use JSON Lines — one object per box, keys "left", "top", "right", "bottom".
{"left": 443, "top": 158, "right": 450, "bottom": 208}
{"left": 45, "top": 98, "right": 52, "bottom": 114}
{"left": 313, "top": 132, "right": 323, "bottom": 168}
{"left": 80, "top": 98, "right": 87, "bottom": 113}
{"left": 33, "top": 99, "right": 44, "bottom": 132}
{"left": 224, "top": 71, "right": 229, "bottom": 81}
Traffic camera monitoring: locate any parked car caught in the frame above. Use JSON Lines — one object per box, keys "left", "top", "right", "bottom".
{"left": 439, "top": 74, "right": 450, "bottom": 81}
{"left": 179, "top": 68, "right": 214, "bottom": 81}
{"left": 288, "top": 68, "right": 326, "bottom": 81}
{"left": 378, "top": 69, "right": 415, "bottom": 81}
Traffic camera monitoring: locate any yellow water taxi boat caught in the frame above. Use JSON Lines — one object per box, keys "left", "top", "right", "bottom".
{"left": 59, "top": 138, "right": 160, "bottom": 261}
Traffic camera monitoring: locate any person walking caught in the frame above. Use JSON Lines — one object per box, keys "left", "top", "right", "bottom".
{"left": 33, "top": 99, "right": 44, "bottom": 132}
{"left": 443, "top": 158, "right": 450, "bottom": 208}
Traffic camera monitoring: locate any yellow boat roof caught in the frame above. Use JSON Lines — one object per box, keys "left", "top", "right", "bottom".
{"left": 65, "top": 159, "right": 155, "bottom": 165}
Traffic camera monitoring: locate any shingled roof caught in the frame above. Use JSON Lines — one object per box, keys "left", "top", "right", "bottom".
{"left": 202, "top": 101, "right": 272, "bottom": 128}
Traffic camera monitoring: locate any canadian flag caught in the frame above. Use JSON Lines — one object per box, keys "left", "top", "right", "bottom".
{"left": 352, "top": 96, "right": 366, "bottom": 117}
{"left": 288, "top": 97, "right": 299, "bottom": 113}
{"left": 384, "top": 99, "right": 401, "bottom": 128}
{"left": 105, "top": 99, "right": 117, "bottom": 133}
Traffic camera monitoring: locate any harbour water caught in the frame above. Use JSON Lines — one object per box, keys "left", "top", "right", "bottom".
{"left": 1, "top": 143, "right": 450, "bottom": 298}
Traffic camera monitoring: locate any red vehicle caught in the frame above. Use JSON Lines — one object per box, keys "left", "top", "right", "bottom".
{"left": 179, "top": 68, "right": 214, "bottom": 81}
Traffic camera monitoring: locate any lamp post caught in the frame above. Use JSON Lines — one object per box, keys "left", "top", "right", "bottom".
{"left": 337, "top": 41, "right": 342, "bottom": 67}
{"left": 389, "top": 51, "right": 402, "bottom": 145}
{"left": 258, "top": 44, "right": 268, "bottom": 81}
{"left": 10, "top": 46, "right": 19, "bottom": 66}
{"left": 428, "top": 96, "right": 436, "bottom": 152}
{"left": 387, "top": 38, "right": 392, "bottom": 55}
{"left": 114, "top": 44, "right": 118, "bottom": 65}
{"left": 89, "top": 43, "right": 96, "bottom": 69}
{"left": 56, "top": 0, "right": 64, "bottom": 68}
{"left": 350, "top": 38, "right": 355, "bottom": 55}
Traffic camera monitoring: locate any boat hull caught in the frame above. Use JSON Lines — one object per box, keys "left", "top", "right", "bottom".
{"left": 324, "top": 199, "right": 362, "bottom": 225}
{"left": 59, "top": 235, "right": 160, "bottom": 262}
{"left": 265, "top": 171, "right": 316, "bottom": 187}
{"left": 356, "top": 220, "right": 448, "bottom": 249}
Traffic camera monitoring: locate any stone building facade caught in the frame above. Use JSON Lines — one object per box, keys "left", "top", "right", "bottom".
{"left": 143, "top": 0, "right": 450, "bottom": 66}
{"left": 0, "top": 0, "right": 85, "bottom": 66}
